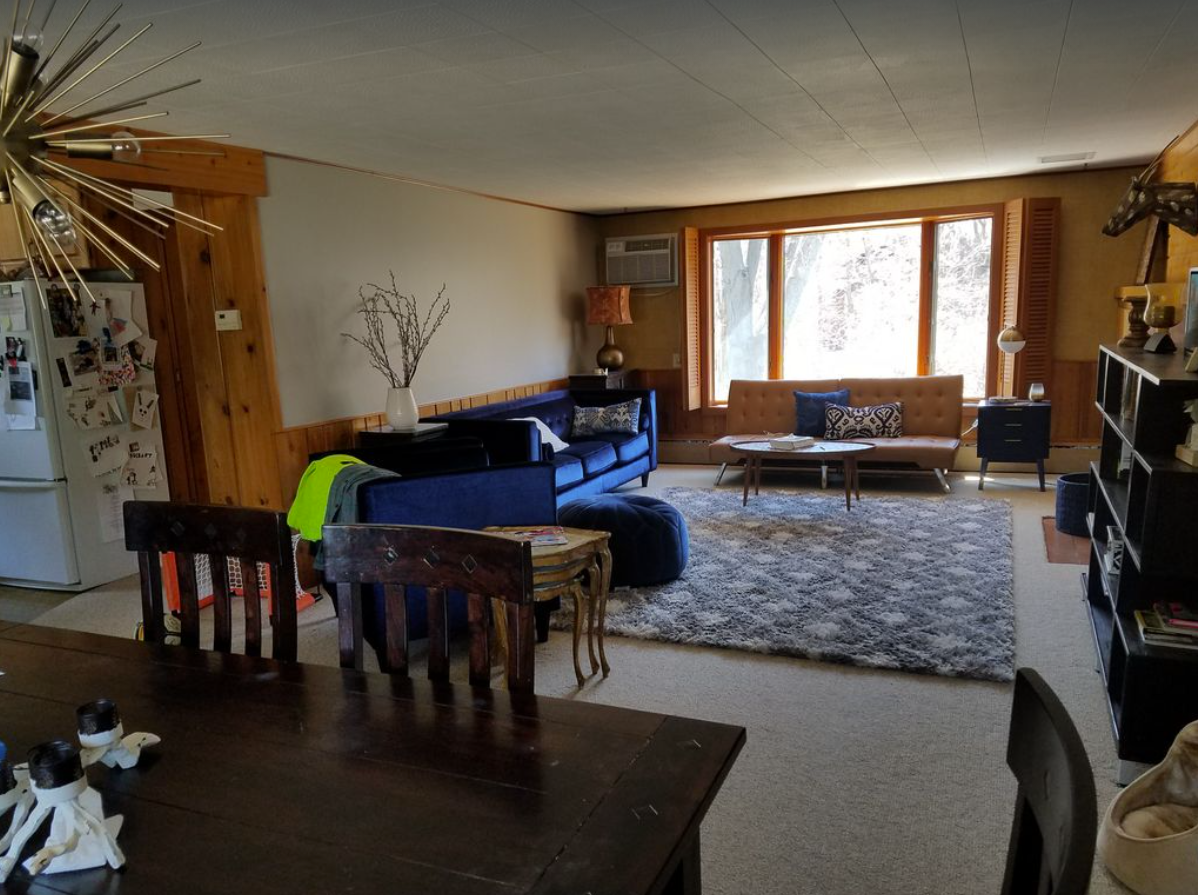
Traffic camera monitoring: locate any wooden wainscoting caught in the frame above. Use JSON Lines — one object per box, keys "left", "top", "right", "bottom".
{"left": 274, "top": 377, "right": 569, "bottom": 506}
{"left": 1049, "top": 359, "right": 1102, "bottom": 445}
{"left": 635, "top": 359, "right": 1100, "bottom": 450}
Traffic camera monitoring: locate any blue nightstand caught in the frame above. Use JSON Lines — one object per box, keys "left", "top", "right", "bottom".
{"left": 976, "top": 400, "right": 1051, "bottom": 491}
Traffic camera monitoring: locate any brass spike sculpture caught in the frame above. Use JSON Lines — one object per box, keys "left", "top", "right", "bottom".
{"left": 0, "top": 0, "right": 224, "bottom": 310}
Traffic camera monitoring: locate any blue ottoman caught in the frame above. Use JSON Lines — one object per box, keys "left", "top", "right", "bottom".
{"left": 559, "top": 494, "right": 688, "bottom": 587}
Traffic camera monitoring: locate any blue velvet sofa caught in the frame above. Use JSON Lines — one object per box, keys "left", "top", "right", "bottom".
{"left": 429, "top": 388, "right": 657, "bottom": 504}
{"left": 352, "top": 462, "right": 558, "bottom": 655}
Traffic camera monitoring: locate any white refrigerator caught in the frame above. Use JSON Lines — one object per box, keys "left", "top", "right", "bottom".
{"left": 0, "top": 278, "right": 169, "bottom": 590}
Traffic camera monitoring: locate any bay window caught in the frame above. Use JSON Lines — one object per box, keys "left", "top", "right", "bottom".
{"left": 705, "top": 208, "right": 1000, "bottom": 404}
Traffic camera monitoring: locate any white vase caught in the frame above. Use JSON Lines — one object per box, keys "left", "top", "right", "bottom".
{"left": 385, "top": 387, "right": 419, "bottom": 431}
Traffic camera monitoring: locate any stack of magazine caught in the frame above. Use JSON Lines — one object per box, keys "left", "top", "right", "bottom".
{"left": 1134, "top": 602, "right": 1198, "bottom": 651}
{"left": 768, "top": 434, "right": 815, "bottom": 451}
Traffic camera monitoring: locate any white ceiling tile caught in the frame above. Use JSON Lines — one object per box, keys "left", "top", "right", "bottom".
{"left": 18, "top": 0, "right": 1192, "bottom": 212}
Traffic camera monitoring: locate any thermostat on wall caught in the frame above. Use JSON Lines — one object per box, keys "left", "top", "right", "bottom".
{"left": 215, "top": 309, "right": 242, "bottom": 331}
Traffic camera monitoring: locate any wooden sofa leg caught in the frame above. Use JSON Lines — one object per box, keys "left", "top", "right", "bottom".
{"left": 714, "top": 463, "right": 728, "bottom": 486}
{"left": 934, "top": 469, "right": 951, "bottom": 493}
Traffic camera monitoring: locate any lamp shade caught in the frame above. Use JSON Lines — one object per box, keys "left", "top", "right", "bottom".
{"left": 997, "top": 326, "right": 1026, "bottom": 354}
{"left": 586, "top": 286, "right": 633, "bottom": 326}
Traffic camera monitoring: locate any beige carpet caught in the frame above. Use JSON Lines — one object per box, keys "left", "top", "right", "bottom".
{"left": 2, "top": 466, "right": 1131, "bottom": 895}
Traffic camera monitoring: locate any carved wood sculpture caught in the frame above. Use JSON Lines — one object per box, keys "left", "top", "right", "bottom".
{"left": 1104, "top": 158, "right": 1198, "bottom": 237}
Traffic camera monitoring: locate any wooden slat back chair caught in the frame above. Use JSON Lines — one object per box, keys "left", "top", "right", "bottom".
{"left": 124, "top": 501, "right": 298, "bottom": 662}
{"left": 321, "top": 524, "right": 536, "bottom": 693}
{"left": 1001, "top": 668, "right": 1097, "bottom": 895}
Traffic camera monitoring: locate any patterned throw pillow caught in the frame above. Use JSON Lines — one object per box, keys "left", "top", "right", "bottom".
{"left": 572, "top": 398, "right": 642, "bottom": 437}
{"left": 824, "top": 402, "right": 903, "bottom": 439}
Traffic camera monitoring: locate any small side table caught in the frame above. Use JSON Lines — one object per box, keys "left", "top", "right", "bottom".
{"left": 568, "top": 369, "right": 636, "bottom": 390}
{"left": 357, "top": 422, "right": 448, "bottom": 447}
{"left": 975, "top": 400, "right": 1051, "bottom": 491}
{"left": 485, "top": 527, "right": 612, "bottom": 686}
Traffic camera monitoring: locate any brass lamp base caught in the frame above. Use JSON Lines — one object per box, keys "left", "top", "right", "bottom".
{"left": 596, "top": 325, "right": 625, "bottom": 371}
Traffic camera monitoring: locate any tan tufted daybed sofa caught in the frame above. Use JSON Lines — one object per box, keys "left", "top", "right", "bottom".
{"left": 709, "top": 375, "right": 964, "bottom": 491}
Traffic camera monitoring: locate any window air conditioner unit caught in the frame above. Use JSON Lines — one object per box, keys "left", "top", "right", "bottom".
{"left": 605, "top": 233, "right": 678, "bottom": 287}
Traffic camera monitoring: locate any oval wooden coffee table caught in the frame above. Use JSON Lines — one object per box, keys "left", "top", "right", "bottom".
{"left": 730, "top": 440, "right": 877, "bottom": 511}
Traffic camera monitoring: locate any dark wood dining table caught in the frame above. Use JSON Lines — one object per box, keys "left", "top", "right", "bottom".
{"left": 0, "top": 623, "right": 745, "bottom": 895}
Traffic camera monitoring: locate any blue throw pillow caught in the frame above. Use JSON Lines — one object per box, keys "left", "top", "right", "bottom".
{"left": 793, "top": 389, "right": 849, "bottom": 437}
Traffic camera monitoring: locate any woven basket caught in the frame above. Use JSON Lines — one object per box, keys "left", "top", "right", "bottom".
{"left": 1054, "top": 472, "right": 1090, "bottom": 537}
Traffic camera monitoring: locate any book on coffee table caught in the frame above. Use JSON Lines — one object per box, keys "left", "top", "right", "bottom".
{"left": 768, "top": 434, "right": 815, "bottom": 451}
{"left": 505, "top": 526, "right": 569, "bottom": 547}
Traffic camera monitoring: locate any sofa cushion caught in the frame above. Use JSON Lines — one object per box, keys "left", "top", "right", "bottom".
{"left": 572, "top": 398, "right": 641, "bottom": 436}
{"left": 558, "top": 440, "right": 617, "bottom": 476}
{"left": 844, "top": 436, "right": 959, "bottom": 469}
{"left": 552, "top": 453, "right": 585, "bottom": 490}
{"left": 794, "top": 388, "right": 849, "bottom": 437}
{"left": 587, "top": 430, "right": 650, "bottom": 464}
{"left": 825, "top": 402, "right": 903, "bottom": 439}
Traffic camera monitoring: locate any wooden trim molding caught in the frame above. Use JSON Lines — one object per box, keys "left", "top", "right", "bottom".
{"left": 67, "top": 132, "right": 267, "bottom": 197}
{"left": 274, "top": 376, "right": 570, "bottom": 506}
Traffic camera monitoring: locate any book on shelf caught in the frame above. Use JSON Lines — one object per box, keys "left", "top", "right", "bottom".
{"left": 768, "top": 434, "right": 816, "bottom": 451}
{"left": 506, "top": 526, "right": 569, "bottom": 547}
{"left": 1154, "top": 601, "right": 1198, "bottom": 631}
{"left": 1135, "top": 610, "right": 1198, "bottom": 650}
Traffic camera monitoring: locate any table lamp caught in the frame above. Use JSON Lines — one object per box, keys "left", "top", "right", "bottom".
{"left": 991, "top": 326, "right": 1028, "bottom": 403}
{"left": 586, "top": 286, "right": 633, "bottom": 371}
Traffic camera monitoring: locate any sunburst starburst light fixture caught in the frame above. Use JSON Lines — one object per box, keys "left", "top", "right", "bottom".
{"left": 0, "top": 0, "right": 227, "bottom": 308}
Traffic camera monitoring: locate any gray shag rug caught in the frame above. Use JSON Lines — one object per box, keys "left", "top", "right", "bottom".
{"left": 558, "top": 487, "right": 1015, "bottom": 681}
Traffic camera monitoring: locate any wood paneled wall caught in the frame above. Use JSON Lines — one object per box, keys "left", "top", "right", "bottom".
{"left": 173, "top": 192, "right": 284, "bottom": 508}
{"left": 1162, "top": 122, "right": 1198, "bottom": 282}
{"left": 274, "top": 376, "right": 570, "bottom": 506}
{"left": 62, "top": 138, "right": 283, "bottom": 509}
{"left": 635, "top": 361, "right": 1100, "bottom": 449}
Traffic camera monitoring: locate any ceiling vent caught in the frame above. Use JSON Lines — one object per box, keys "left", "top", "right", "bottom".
{"left": 1038, "top": 151, "right": 1096, "bottom": 164}
{"left": 605, "top": 234, "right": 678, "bottom": 287}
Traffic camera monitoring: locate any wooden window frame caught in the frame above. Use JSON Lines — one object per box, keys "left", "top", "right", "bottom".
{"left": 700, "top": 204, "right": 1005, "bottom": 408}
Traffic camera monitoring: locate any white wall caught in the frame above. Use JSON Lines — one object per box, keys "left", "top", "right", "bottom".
{"left": 258, "top": 157, "right": 600, "bottom": 428}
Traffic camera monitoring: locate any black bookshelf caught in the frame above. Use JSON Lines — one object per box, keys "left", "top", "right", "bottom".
{"left": 1086, "top": 344, "right": 1198, "bottom": 775}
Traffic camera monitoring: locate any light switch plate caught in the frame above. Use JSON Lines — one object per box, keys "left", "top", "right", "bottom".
{"left": 215, "top": 309, "right": 242, "bottom": 331}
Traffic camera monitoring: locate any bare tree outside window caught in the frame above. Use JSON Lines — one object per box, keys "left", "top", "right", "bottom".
{"left": 931, "top": 218, "right": 993, "bottom": 396}
{"left": 708, "top": 217, "right": 994, "bottom": 401}
{"left": 712, "top": 238, "right": 769, "bottom": 402}
{"left": 783, "top": 225, "right": 921, "bottom": 379}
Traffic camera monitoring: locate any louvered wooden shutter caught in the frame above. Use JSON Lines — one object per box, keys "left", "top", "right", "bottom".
{"left": 998, "top": 199, "right": 1023, "bottom": 396}
{"left": 681, "top": 226, "right": 702, "bottom": 411}
{"left": 998, "top": 198, "right": 1059, "bottom": 398}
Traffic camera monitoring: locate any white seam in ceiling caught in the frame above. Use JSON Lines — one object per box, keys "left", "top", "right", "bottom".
{"left": 830, "top": 0, "right": 941, "bottom": 174}
{"left": 1121, "top": 0, "right": 1188, "bottom": 108}
{"left": 954, "top": 0, "right": 988, "bottom": 168}
{"left": 1040, "top": 0, "right": 1075, "bottom": 146}
{"left": 704, "top": 0, "right": 888, "bottom": 173}
{"left": 572, "top": 0, "right": 829, "bottom": 169}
